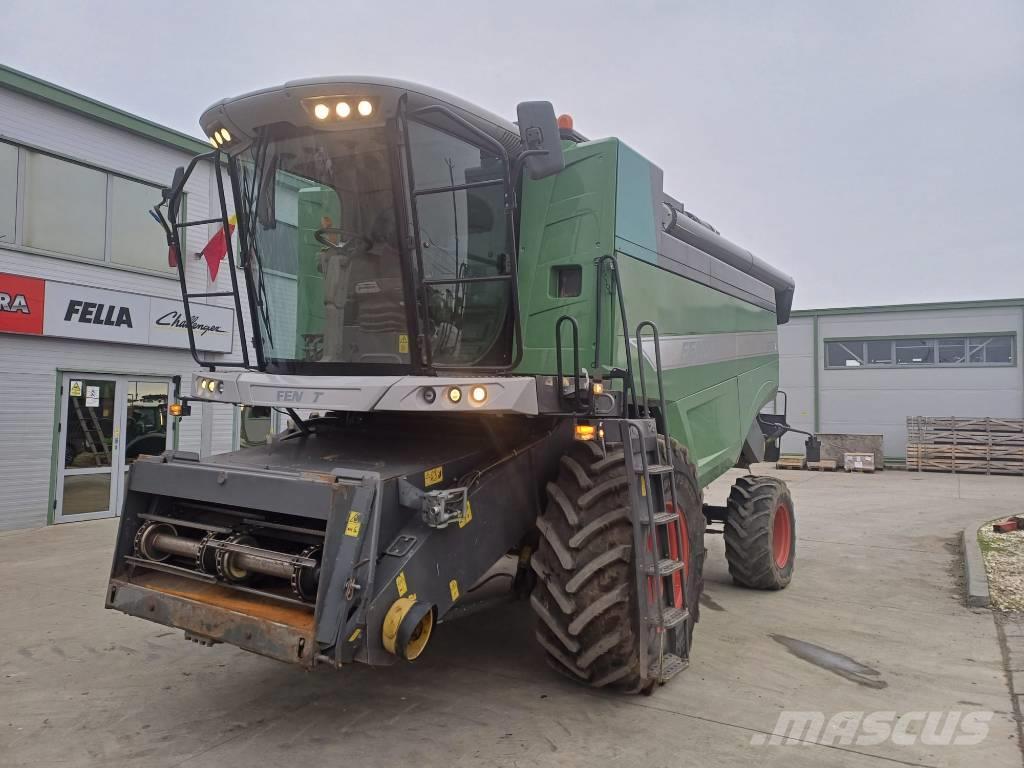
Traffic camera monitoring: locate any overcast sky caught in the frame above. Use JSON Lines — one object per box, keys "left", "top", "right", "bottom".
{"left": 5, "top": 0, "right": 1022, "bottom": 309}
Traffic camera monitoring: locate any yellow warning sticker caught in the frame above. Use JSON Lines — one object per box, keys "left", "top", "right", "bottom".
{"left": 69, "top": 380, "right": 83, "bottom": 397}
{"left": 458, "top": 500, "right": 473, "bottom": 528}
{"left": 345, "top": 510, "right": 362, "bottom": 537}
{"left": 398, "top": 334, "right": 409, "bottom": 354}
{"left": 348, "top": 628, "right": 362, "bottom": 642}
{"left": 424, "top": 466, "right": 443, "bottom": 487}
{"left": 396, "top": 571, "right": 408, "bottom": 596}
{"left": 449, "top": 579, "right": 460, "bottom": 601}
{"left": 640, "top": 476, "right": 647, "bottom": 497}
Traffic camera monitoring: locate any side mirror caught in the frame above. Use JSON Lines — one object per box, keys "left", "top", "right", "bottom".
{"left": 516, "top": 101, "right": 565, "bottom": 180}
{"left": 164, "top": 166, "right": 186, "bottom": 221}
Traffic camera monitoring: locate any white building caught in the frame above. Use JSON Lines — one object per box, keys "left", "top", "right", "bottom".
{"left": 778, "top": 299, "right": 1024, "bottom": 460}
{"left": 0, "top": 65, "right": 263, "bottom": 531}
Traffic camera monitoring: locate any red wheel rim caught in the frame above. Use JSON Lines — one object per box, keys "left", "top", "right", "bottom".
{"left": 667, "top": 501, "right": 689, "bottom": 608}
{"left": 772, "top": 503, "right": 792, "bottom": 568}
{"left": 646, "top": 501, "right": 690, "bottom": 609}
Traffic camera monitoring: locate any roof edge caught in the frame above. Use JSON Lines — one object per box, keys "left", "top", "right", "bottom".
{"left": 0, "top": 63, "right": 210, "bottom": 156}
{"left": 792, "top": 297, "right": 1024, "bottom": 318}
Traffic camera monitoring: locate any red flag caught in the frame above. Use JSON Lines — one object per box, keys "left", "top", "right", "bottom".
{"left": 199, "top": 215, "right": 237, "bottom": 281}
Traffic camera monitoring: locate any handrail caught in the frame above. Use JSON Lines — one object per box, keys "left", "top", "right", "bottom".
{"left": 593, "top": 255, "right": 638, "bottom": 417}
{"left": 635, "top": 321, "right": 670, "bottom": 445}
{"left": 153, "top": 149, "right": 254, "bottom": 371}
{"left": 555, "top": 315, "right": 583, "bottom": 413}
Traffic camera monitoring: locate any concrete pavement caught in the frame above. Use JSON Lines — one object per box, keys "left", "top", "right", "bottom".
{"left": 1, "top": 467, "right": 1020, "bottom": 767}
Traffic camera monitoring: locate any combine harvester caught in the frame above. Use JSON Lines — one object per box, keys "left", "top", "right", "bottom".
{"left": 107, "top": 77, "right": 798, "bottom": 693}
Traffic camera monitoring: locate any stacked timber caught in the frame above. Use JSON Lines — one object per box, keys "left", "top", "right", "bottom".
{"left": 906, "top": 417, "right": 1024, "bottom": 475}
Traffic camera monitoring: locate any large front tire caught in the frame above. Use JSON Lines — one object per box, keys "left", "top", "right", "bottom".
{"left": 723, "top": 476, "right": 795, "bottom": 589}
{"left": 529, "top": 438, "right": 705, "bottom": 692}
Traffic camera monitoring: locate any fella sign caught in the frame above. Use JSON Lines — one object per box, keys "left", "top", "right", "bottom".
{"left": 44, "top": 282, "right": 149, "bottom": 345}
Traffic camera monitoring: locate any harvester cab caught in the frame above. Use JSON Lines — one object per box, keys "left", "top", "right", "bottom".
{"left": 108, "top": 77, "right": 800, "bottom": 693}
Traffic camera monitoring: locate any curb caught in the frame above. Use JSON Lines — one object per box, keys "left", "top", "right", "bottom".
{"left": 962, "top": 522, "right": 991, "bottom": 608}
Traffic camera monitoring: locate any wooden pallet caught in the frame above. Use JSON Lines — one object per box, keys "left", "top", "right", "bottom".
{"left": 908, "top": 416, "right": 1024, "bottom": 433}
{"left": 807, "top": 460, "right": 838, "bottom": 472}
{"left": 906, "top": 416, "right": 1024, "bottom": 476}
{"left": 907, "top": 444, "right": 1024, "bottom": 460}
{"left": 906, "top": 430, "right": 1024, "bottom": 447}
{"left": 906, "top": 460, "right": 1024, "bottom": 475}
{"left": 776, "top": 455, "right": 806, "bottom": 470}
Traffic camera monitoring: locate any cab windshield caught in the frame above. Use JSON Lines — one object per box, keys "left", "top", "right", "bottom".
{"left": 239, "top": 125, "right": 409, "bottom": 371}
{"left": 237, "top": 120, "right": 512, "bottom": 373}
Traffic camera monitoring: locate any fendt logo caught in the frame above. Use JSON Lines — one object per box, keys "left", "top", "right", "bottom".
{"left": 275, "top": 389, "right": 324, "bottom": 403}
{"left": 0, "top": 273, "right": 45, "bottom": 335}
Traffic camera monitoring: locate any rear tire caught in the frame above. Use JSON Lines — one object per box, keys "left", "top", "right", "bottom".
{"left": 529, "top": 438, "right": 705, "bottom": 692}
{"left": 723, "top": 476, "right": 795, "bottom": 590}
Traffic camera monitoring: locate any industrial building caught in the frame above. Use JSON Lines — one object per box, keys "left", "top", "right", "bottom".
{"left": 778, "top": 299, "right": 1024, "bottom": 460}
{"left": 0, "top": 65, "right": 272, "bottom": 531}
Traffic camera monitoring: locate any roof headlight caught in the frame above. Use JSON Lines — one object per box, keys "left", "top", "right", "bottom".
{"left": 336, "top": 101, "right": 351, "bottom": 118}
{"left": 313, "top": 103, "right": 330, "bottom": 120}
{"left": 357, "top": 100, "right": 373, "bottom": 117}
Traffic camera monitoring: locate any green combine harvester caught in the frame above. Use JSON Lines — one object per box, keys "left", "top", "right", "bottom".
{"left": 107, "top": 77, "right": 799, "bottom": 693}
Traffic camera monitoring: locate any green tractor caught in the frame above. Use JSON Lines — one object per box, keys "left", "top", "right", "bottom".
{"left": 108, "top": 77, "right": 798, "bottom": 693}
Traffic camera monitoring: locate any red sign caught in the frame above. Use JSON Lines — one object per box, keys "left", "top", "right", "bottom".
{"left": 0, "top": 273, "right": 45, "bottom": 335}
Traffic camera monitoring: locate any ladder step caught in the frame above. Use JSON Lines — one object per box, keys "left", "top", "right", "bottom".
{"left": 645, "top": 558, "right": 684, "bottom": 576}
{"left": 646, "top": 606, "right": 689, "bottom": 628}
{"left": 647, "top": 464, "right": 674, "bottom": 475}
{"left": 651, "top": 653, "right": 688, "bottom": 682}
{"left": 643, "top": 511, "right": 678, "bottom": 526}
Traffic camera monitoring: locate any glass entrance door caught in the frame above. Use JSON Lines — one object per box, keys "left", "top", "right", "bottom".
{"left": 55, "top": 374, "right": 173, "bottom": 523}
{"left": 56, "top": 375, "right": 118, "bottom": 521}
{"left": 119, "top": 378, "right": 172, "bottom": 512}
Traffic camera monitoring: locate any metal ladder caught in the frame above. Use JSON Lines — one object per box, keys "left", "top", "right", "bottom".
{"left": 566, "top": 255, "right": 691, "bottom": 685}
{"left": 152, "top": 150, "right": 258, "bottom": 371}
{"left": 621, "top": 321, "right": 690, "bottom": 685}
{"left": 72, "top": 398, "right": 110, "bottom": 466}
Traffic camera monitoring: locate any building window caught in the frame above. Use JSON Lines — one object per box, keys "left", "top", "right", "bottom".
{"left": 109, "top": 176, "right": 174, "bottom": 273}
{"left": 894, "top": 338, "right": 934, "bottom": 365}
{"left": 0, "top": 142, "right": 17, "bottom": 246}
{"left": 1, "top": 142, "right": 179, "bottom": 278}
{"left": 970, "top": 335, "right": 1013, "bottom": 364}
{"left": 23, "top": 151, "right": 107, "bottom": 260}
{"left": 826, "top": 340, "right": 865, "bottom": 367}
{"left": 825, "top": 335, "right": 1016, "bottom": 369}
